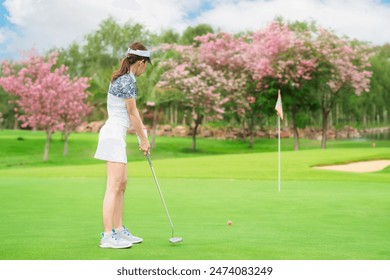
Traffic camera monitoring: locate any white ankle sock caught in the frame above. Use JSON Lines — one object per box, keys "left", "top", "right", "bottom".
{"left": 114, "top": 226, "right": 124, "bottom": 232}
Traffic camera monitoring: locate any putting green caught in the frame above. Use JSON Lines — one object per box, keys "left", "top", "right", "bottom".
{"left": 0, "top": 148, "right": 389, "bottom": 260}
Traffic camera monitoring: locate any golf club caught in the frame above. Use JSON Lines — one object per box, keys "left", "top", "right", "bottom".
{"left": 145, "top": 154, "right": 183, "bottom": 244}
{"left": 138, "top": 132, "right": 182, "bottom": 243}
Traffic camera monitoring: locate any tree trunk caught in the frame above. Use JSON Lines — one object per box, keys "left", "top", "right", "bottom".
{"left": 13, "top": 117, "right": 18, "bottom": 130}
{"left": 291, "top": 107, "right": 300, "bottom": 151}
{"left": 321, "top": 108, "right": 330, "bottom": 149}
{"left": 43, "top": 130, "right": 52, "bottom": 161}
{"left": 192, "top": 115, "right": 203, "bottom": 152}
{"left": 192, "top": 125, "right": 197, "bottom": 152}
{"left": 152, "top": 126, "right": 157, "bottom": 149}
{"left": 242, "top": 118, "right": 246, "bottom": 141}
{"left": 249, "top": 133, "right": 254, "bottom": 148}
{"left": 63, "top": 127, "right": 69, "bottom": 156}
{"left": 248, "top": 115, "right": 254, "bottom": 148}
{"left": 152, "top": 109, "right": 158, "bottom": 149}
{"left": 329, "top": 111, "right": 333, "bottom": 128}
{"left": 283, "top": 114, "right": 288, "bottom": 128}
{"left": 170, "top": 106, "right": 174, "bottom": 125}
{"left": 293, "top": 127, "right": 300, "bottom": 151}
{"left": 182, "top": 112, "right": 187, "bottom": 125}
{"left": 320, "top": 89, "right": 338, "bottom": 149}
{"left": 174, "top": 105, "right": 178, "bottom": 124}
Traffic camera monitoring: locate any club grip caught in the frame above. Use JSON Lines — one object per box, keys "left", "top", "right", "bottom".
{"left": 146, "top": 154, "right": 153, "bottom": 167}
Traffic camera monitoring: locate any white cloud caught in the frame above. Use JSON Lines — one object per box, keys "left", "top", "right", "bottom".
{"left": 1, "top": 0, "right": 389, "bottom": 60}
{"left": 0, "top": 29, "right": 6, "bottom": 44}
{"left": 111, "top": 0, "right": 142, "bottom": 10}
{"left": 195, "top": 0, "right": 390, "bottom": 44}
{"left": 1, "top": 0, "right": 191, "bottom": 58}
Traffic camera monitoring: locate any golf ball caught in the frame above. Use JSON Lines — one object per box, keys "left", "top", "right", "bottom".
{"left": 227, "top": 220, "right": 233, "bottom": 225}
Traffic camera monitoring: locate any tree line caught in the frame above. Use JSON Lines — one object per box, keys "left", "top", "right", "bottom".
{"left": 0, "top": 17, "right": 389, "bottom": 157}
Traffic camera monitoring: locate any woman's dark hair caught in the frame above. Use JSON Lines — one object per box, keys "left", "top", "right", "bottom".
{"left": 111, "top": 42, "right": 150, "bottom": 81}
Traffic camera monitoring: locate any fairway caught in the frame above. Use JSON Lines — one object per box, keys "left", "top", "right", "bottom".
{"left": 0, "top": 132, "right": 389, "bottom": 260}
{"left": 0, "top": 176, "right": 389, "bottom": 260}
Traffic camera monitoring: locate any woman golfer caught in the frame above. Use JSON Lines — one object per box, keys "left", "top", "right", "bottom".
{"left": 94, "top": 42, "right": 151, "bottom": 249}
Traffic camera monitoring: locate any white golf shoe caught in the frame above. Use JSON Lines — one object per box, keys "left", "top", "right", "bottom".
{"left": 99, "top": 231, "right": 132, "bottom": 249}
{"left": 115, "top": 226, "right": 143, "bottom": 244}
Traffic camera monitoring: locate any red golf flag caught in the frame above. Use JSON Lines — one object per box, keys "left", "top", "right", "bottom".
{"left": 275, "top": 89, "right": 283, "bottom": 120}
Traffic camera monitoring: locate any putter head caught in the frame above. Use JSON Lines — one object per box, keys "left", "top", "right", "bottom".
{"left": 169, "top": 237, "right": 183, "bottom": 244}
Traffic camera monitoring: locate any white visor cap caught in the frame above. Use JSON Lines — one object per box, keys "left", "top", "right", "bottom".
{"left": 127, "top": 48, "right": 152, "bottom": 64}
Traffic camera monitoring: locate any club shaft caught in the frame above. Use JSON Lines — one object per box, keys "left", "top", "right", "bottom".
{"left": 278, "top": 116, "right": 281, "bottom": 192}
{"left": 147, "top": 155, "right": 175, "bottom": 237}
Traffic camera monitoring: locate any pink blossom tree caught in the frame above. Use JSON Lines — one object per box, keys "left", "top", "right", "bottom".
{"left": 312, "top": 29, "right": 372, "bottom": 148}
{"left": 236, "top": 22, "right": 293, "bottom": 146}
{"left": 245, "top": 21, "right": 294, "bottom": 87}
{"left": 157, "top": 44, "right": 229, "bottom": 151}
{"left": 57, "top": 73, "right": 91, "bottom": 156}
{"left": 196, "top": 22, "right": 299, "bottom": 147}
{"left": 0, "top": 51, "right": 91, "bottom": 160}
{"left": 265, "top": 22, "right": 318, "bottom": 150}
{"left": 245, "top": 21, "right": 371, "bottom": 150}
{"left": 196, "top": 32, "right": 252, "bottom": 143}
{"left": 195, "top": 21, "right": 372, "bottom": 151}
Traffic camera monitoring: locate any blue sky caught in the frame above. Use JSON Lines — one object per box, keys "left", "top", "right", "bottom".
{"left": 0, "top": 0, "right": 11, "bottom": 59}
{"left": 0, "top": 0, "right": 9, "bottom": 27}
{"left": 1, "top": 0, "right": 390, "bottom": 61}
{"left": 0, "top": 6, "right": 5, "bottom": 22}
{"left": 185, "top": 1, "right": 214, "bottom": 21}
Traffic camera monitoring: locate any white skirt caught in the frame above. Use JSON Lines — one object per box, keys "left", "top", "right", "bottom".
{"left": 94, "top": 122, "right": 128, "bottom": 163}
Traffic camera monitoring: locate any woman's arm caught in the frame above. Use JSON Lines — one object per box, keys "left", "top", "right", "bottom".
{"left": 125, "top": 98, "right": 150, "bottom": 155}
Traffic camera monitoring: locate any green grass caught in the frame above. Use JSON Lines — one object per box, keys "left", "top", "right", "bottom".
{"left": 0, "top": 129, "right": 389, "bottom": 260}
{"left": 0, "top": 129, "right": 387, "bottom": 169}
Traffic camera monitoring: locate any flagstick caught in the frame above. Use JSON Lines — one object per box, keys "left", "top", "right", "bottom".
{"left": 278, "top": 115, "right": 281, "bottom": 192}
{"left": 275, "top": 89, "right": 283, "bottom": 192}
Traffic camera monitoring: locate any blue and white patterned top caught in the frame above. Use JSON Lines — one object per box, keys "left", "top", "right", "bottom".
{"left": 106, "top": 72, "right": 137, "bottom": 128}
{"left": 108, "top": 72, "right": 137, "bottom": 99}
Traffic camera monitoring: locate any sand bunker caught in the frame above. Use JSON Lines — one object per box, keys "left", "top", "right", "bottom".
{"left": 313, "top": 160, "right": 390, "bottom": 173}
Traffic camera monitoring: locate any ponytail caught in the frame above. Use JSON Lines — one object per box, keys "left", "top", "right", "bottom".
{"left": 111, "top": 58, "right": 131, "bottom": 81}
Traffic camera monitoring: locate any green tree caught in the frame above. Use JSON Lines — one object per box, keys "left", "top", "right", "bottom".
{"left": 55, "top": 17, "right": 152, "bottom": 122}
{"left": 0, "top": 87, "right": 17, "bottom": 129}
{"left": 180, "top": 24, "right": 214, "bottom": 45}
{"left": 151, "top": 29, "right": 180, "bottom": 45}
{"left": 362, "top": 45, "right": 390, "bottom": 126}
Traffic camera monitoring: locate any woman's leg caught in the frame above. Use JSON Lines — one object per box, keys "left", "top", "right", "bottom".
{"left": 113, "top": 163, "right": 127, "bottom": 229}
{"left": 102, "top": 161, "right": 127, "bottom": 233}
